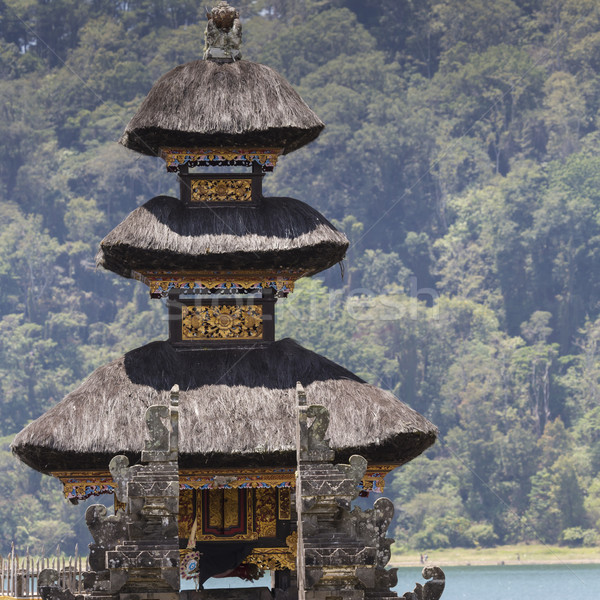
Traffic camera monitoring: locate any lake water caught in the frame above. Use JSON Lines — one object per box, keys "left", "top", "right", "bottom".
{"left": 194, "top": 564, "right": 600, "bottom": 599}
{"left": 396, "top": 564, "right": 600, "bottom": 600}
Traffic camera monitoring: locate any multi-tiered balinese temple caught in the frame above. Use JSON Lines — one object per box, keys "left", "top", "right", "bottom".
{"left": 12, "top": 3, "right": 440, "bottom": 599}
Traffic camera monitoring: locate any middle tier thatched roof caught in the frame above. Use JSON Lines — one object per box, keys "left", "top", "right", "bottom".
{"left": 96, "top": 195, "right": 349, "bottom": 277}
{"left": 12, "top": 339, "right": 437, "bottom": 474}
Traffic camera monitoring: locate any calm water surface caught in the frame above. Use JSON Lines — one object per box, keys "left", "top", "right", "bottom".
{"left": 195, "top": 564, "right": 600, "bottom": 599}
{"left": 396, "top": 564, "right": 600, "bottom": 600}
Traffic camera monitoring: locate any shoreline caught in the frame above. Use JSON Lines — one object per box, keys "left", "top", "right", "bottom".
{"left": 390, "top": 544, "right": 600, "bottom": 567}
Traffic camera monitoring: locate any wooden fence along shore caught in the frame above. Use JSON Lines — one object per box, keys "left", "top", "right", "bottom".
{"left": 0, "top": 545, "right": 87, "bottom": 598}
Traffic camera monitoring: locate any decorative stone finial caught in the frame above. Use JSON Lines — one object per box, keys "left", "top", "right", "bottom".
{"left": 204, "top": 1, "right": 242, "bottom": 61}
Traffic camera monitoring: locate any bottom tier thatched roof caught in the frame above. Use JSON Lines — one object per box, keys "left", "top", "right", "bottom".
{"left": 12, "top": 339, "right": 437, "bottom": 473}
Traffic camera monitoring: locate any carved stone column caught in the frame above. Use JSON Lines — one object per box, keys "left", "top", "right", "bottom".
{"left": 296, "top": 383, "right": 374, "bottom": 600}
{"left": 39, "top": 388, "right": 181, "bottom": 600}
{"left": 294, "top": 382, "right": 436, "bottom": 600}
{"left": 105, "top": 385, "right": 181, "bottom": 600}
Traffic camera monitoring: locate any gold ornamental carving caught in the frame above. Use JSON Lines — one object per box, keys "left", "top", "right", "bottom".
{"left": 133, "top": 269, "right": 304, "bottom": 296}
{"left": 196, "top": 489, "right": 258, "bottom": 541}
{"left": 179, "top": 467, "right": 295, "bottom": 490}
{"left": 244, "top": 532, "right": 297, "bottom": 571}
{"left": 179, "top": 489, "right": 195, "bottom": 538}
{"left": 54, "top": 465, "right": 394, "bottom": 499}
{"left": 278, "top": 487, "right": 291, "bottom": 520}
{"left": 360, "top": 464, "right": 396, "bottom": 493}
{"left": 190, "top": 178, "right": 252, "bottom": 203}
{"left": 181, "top": 305, "right": 263, "bottom": 340}
{"left": 255, "top": 488, "right": 277, "bottom": 537}
{"left": 159, "top": 147, "right": 282, "bottom": 171}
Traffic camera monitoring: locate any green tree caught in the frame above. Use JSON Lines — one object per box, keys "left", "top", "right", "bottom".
{"left": 526, "top": 468, "right": 563, "bottom": 543}
{"left": 432, "top": 0, "right": 522, "bottom": 54}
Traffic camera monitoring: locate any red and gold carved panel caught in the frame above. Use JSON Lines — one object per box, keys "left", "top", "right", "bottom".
{"left": 197, "top": 489, "right": 257, "bottom": 541}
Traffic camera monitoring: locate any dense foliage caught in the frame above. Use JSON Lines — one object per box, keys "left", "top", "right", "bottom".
{"left": 1, "top": 0, "right": 600, "bottom": 554}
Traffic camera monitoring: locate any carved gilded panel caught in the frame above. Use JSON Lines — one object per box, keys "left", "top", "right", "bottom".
{"left": 179, "top": 467, "right": 295, "bottom": 490}
{"left": 244, "top": 532, "right": 297, "bottom": 571}
{"left": 278, "top": 487, "right": 291, "bottom": 520}
{"left": 133, "top": 269, "right": 304, "bottom": 296}
{"left": 159, "top": 147, "right": 281, "bottom": 171}
{"left": 197, "top": 489, "right": 257, "bottom": 541}
{"left": 255, "top": 488, "right": 277, "bottom": 538}
{"left": 55, "top": 465, "right": 392, "bottom": 500}
{"left": 190, "top": 178, "right": 252, "bottom": 203}
{"left": 224, "top": 490, "right": 241, "bottom": 530}
{"left": 179, "top": 488, "right": 196, "bottom": 539}
{"left": 181, "top": 305, "right": 263, "bottom": 340}
{"left": 208, "top": 490, "right": 225, "bottom": 529}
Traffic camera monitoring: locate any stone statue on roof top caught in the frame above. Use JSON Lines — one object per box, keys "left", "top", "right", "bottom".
{"left": 204, "top": 1, "right": 242, "bottom": 61}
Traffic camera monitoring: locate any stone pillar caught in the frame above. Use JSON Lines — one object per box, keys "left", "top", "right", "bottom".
{"left": 39, "top": 388, "right": 181, "bottom": 600}
{"left": 105, "top": 385, "right": 181, "bottom": 600}
{"left": 294, "top": 382, "right": 434, "bottom": 600}
{"left": 296, "top": 382, "right": 374, "bottom": 600}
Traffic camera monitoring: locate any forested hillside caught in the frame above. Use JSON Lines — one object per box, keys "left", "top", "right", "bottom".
{"left": 1, "top": 0, "right": 600, "bottom": 554}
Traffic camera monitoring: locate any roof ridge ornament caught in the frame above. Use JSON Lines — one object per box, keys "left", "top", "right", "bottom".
{"left": 204, "top": 1, "right": 242, "bottom": 61}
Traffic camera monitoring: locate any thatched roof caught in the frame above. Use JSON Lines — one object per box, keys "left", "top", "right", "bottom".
{"left": 119, "top": 60, "right": 324, "bottom": 156}
{"left": 12, "top": 339, "right": 437, "bottom": 474}
{"left": 96, "top": 196, "right": 348, "bottom": 277}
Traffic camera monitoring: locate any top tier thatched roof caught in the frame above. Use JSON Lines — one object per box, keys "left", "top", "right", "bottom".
{"left": 119, "top": 60, "right": 324, "bottom": 156}
{"left": 96, "top": 195, "right": 348, "bottom": 277}
{"left": 12, "top": 339, "right": 437, "bottom": 474}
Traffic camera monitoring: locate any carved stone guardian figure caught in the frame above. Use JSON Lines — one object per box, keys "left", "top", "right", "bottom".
{"left": 204, "top": 1, "right": 242, "bottom": 60}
